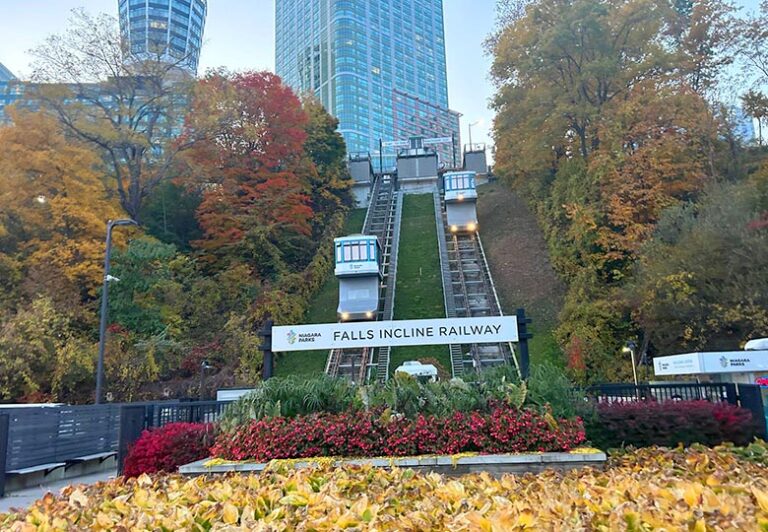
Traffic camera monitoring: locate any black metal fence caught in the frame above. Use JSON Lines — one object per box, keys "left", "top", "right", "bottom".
{"left": 0, "top": 399, "right": 233, "bottom": 497}
{"left": 3, "top": 405, "right": 120, "bottom": 472}
{"left": 586, "top": 382, "right": 738, "bottom": 405}
{"left": 738, "top": 384, "right": 768, "bottom": 440}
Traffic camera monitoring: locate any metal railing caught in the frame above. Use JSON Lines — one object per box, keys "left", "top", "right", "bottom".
{"left": 585, "top": 383, "right": 738, "bottom": 404}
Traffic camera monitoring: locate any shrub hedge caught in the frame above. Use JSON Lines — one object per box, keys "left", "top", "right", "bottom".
{"left": 585, "top": 400, "right": 756, "bottom": 449}
{"left": 123, "top": 423, "right": 216, "bottom": 477}
{"left": 211, "top": 404, "right": 586, "bottom": 461}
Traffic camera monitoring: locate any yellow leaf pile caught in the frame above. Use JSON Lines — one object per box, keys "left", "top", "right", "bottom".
{"left": 2, "top": 444, "right": 768, "bottom": 530}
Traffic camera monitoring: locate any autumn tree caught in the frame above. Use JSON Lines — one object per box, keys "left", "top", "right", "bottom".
{"left": 490, "top": 0, "right": 674, "bottom": 171}
{"left": 180, "top": 71, "right": 314, "bottom": 278}
{"left": 0, "top": 110, "right": 124, "bottom": 301}
{"left": 594, "top": 86, "right": 719, "bottom": 268}
{"left": 28, "top": 8, "right": 198, "bottom": 220}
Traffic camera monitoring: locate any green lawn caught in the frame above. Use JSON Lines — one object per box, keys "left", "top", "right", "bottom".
{"left": 274, "top": 208, "right": 367, "bottom": 377}
{"left": 390, "top": 194, "right": 450, "bottom": 375}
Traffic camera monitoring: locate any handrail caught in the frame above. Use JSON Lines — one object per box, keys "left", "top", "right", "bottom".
{"left": 475, "top": 232, "right": 520, "bottom": 378}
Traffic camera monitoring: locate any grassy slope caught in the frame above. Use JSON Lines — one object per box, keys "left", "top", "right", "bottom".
{"left": 476, "top": 182, "right": 566, "bottom": 367}
{"left": 274, "top": 208, "right": 367, "bottom": 377}
{"left": 389, "top": 194, "right": 450, "bottom": 375}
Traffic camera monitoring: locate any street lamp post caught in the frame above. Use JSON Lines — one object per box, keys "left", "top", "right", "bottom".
{"left": 623, "top": 341, "right": 639, "bottom": 387}
{"left": 199, "top": 360, "right": 213, "bottom": 400}
{"left": 95, "top": 219, "right": 137, "bottom": 404}
{"left": 468, "top": 121, "right": 477, "bottom": 150}
{"left": 468, "top": 120, "right": 481, "bottom": 151}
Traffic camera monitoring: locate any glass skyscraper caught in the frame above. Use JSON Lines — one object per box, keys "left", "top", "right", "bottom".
{"left": 275, "top": 0, "right": 460, "bottom": 168}
{"left": 119, "top": 0, "right": 207, "bottom": 74}
{"left": 0, "top": 63, "right": 15, "bottom": 82}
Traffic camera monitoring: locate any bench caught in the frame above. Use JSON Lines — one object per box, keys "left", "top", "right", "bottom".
{"left": 64, "top": 452, "right": 116, "bottom": 470}
{"left": 7, "top": 462, "right": 66, "bottom": 476}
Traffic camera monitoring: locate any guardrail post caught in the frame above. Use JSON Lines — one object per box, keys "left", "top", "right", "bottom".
{"left": 117, "top": 406, "right": 146, "bottom": 475}
{"left": 260, "top": 319, "right": 274, "bottom": 380}
{"left": 0, "top": 414, "right": 8, "bottom": 498}
{"left": 516, "top": 308, "right": 533, "bottom": 380}
{"left": 725, "top": 383, "right": 738, "bottom": 405}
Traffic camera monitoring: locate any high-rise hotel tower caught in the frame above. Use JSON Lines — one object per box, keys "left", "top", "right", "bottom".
{"left": 275, "top": 0, "right": 460, "bottom": 168}
{"left": 119, "top": 0, "right": 207, "bottom": 74}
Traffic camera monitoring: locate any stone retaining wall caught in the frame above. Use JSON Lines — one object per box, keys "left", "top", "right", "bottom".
{"left": 179, "top": 451, "right": 606, "bottom": 478}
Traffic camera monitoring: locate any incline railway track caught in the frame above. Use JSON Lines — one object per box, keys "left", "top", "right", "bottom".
{"left": 325, "top": 175, "right": 402, "bottom": 383}
{"left": 434, "top": 190, "right": 518, "bottom": 377}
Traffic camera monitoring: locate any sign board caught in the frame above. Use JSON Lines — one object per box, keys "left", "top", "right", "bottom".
{"left": 272, "top": 316, "right": 519, "bottom": 353}
{"left": 654, "top": 350, "right": 768, "bottom": 376}
{"left": 422, "top": 136, "right": 453, "bottom": 146}
{"left": 381, "top": 140, "right": 410, "bottom": 148}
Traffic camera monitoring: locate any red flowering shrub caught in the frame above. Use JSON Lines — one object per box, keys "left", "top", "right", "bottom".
{"left": 210, "top": 406, "right": 586, "bottom": 461}
{"left": 123, "top": 423, "right": 216, "bottom": 477}
{"left": 585, "top": 400, "right": 756, "bottom": 449}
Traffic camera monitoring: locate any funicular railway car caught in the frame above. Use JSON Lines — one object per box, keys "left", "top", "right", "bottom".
{"left": 334, "top": 235, "right": 383, "bottom": 322}
{"left": 444, "top": 171, "right": 478, "bottom": 233}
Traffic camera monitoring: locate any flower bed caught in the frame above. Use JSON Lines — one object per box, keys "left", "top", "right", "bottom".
{"left": 4, "top": 444, "right": 768, "bottom": 529}
{"left": 211, "top": 405, "right": 585, "bottom": 461}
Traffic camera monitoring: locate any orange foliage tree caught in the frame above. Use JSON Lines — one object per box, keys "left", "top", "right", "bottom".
{"left": 0, "top": 111, "right": 124, "bottom": 300}
{"left": 594, "top": 86, "right": 718, "bottom": 269}
{"left": 180, "top": 71, "right": 314, "bottom": 279}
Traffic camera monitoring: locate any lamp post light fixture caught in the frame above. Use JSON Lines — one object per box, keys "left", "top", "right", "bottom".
{"left": 468, "top": 120, "right": 482, "bottom": 151}
{"left": 95, "top": 219, "right": 138, "bottom": 404}
{"left": 622, "top": 340, "right": 639, "bottom": 386}
{"left": 199, "top": 360, "right": 213, "bottom": 400}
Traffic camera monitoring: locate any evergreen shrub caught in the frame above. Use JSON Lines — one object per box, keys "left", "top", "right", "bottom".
{"left": 585, "top": 400, "right": 756, "bottom": 449}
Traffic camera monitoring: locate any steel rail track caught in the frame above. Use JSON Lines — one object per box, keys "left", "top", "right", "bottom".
{"left": 325, "top": 175, "right": 402, "bottom": 383}
{"left": 436, "top": 191, "right": 518, "bottom": 375}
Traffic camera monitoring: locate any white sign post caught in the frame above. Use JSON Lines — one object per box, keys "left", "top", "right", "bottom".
{"left": 272, "top": 316, "right": 519, "bottom": 353}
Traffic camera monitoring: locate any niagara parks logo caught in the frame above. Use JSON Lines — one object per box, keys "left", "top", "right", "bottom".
{"left": 287, "top": 330, "right": 297, "bottom": 345}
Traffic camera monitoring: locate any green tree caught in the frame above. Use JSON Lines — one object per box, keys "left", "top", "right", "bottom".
{"left": 742, "top": 89, "right": 768, "bottom": 146}
{"left": 108, "top": 237, "right": 194, "bottom": 337}
{"left": 0, "top": 298, "right": 94, "bottom": 402}
{"left": 139, "top": 180, "right": 203, "bottom": 251}
{"left": 301, "top": 96, "right": 353, "bottom": 230}
{"left": 633, "top": 176, "right": 768, "bottom": 353}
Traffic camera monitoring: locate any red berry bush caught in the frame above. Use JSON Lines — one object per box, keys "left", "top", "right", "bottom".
{"left": 585, "top": 400, "right": 756, "bottom": 449}
{"left": 123, "top": 422, "right": 216, "bottom": 477}
{"left": 211, "top": 405, "right": 586, "bottom": 461}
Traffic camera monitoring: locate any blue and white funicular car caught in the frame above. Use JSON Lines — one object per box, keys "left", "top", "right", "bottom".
{"left": 444, "top": 171, "right": 478, "bottom": 233}
{"left": 334, "top": 235, "right": 383, "bottom": 322}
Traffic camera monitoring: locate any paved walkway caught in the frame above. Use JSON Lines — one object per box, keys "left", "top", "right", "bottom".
{"left": 0, "top": 470, "right": 117, "bottom": 514}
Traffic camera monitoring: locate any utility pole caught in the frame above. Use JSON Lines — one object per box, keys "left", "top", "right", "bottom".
{"left": 452, "top": 132, "right": 457, "bottom": 169}
{"left": 95, "top": 219, "right": 137, "bottom": 404}
{"left": 379, "top": 138, "right": 384, "bottom": 175}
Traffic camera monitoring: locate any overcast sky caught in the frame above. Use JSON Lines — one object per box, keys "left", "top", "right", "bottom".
{"left": 0, "top": 0, "right": 762, "bottom": 156}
